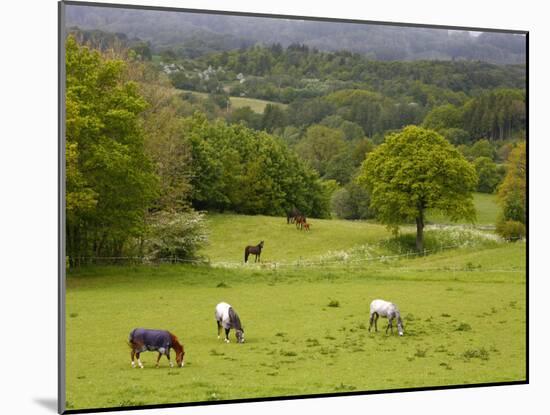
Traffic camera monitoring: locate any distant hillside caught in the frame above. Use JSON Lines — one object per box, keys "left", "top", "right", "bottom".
{"left": 65, "top": 4, "right": 526, "bottom": 64}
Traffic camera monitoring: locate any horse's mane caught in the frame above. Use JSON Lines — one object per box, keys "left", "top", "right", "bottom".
{"left": 228, "top": 307, "right": 243, "bottom": 331}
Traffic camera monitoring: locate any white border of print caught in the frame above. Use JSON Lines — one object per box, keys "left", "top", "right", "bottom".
{"left": 1, "top": 0, "right": 545, "bottom": 415}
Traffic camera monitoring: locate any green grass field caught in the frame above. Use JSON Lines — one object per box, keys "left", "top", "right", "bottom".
{"left": 201, "top": 214, "right": 392, "bottom": 263}
{"left": 427, "top": 192, "right": 499, "bottom": 226}
{"left": 180, "top": 90, "right": 286, "bottom": 113}
{"left": 65, "top": 207, "right": 526, "bottom": 410}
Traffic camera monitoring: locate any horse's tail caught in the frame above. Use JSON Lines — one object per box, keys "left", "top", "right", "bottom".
{"left": 244, "top": 249, "right": 249, "bottom": 263}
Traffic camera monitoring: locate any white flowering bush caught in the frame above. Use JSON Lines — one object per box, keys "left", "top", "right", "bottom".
{"left": 319, "top": 244, "right": 377, "bottom": 264}
{"left": 381, "top": 225, "right": 502, "bottom": 254}
{"left": 144, "top": 210, "right": 208, "bottom": 261}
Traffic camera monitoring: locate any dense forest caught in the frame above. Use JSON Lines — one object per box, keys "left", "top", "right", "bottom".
{"left": 65, "top": 22, "right": 526, "bottom": 261}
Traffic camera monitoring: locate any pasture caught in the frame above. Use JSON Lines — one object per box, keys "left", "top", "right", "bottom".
{"left": 179, "top": 89, "right": 287, "bottom": 113}
{"left": 427, "top": 192, "right": 499, "bottom": 226}
{"left": 65, "top": 212, "right": 526, "bottom": 410}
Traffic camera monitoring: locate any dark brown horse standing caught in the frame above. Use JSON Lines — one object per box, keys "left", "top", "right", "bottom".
{"left": 244, "top": 241, "right": 264, "bottom": 263}
{"left": 287, "top": 207, "right": 302, "bottom": 224}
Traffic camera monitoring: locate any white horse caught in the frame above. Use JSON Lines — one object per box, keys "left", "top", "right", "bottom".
{"left": 369, "top": 299, "right": 404, "bottom": 336}
{"left": 215, "top": 302, "right": 245, "bottom": 343}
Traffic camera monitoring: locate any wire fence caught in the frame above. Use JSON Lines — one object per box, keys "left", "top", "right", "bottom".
{"left": 68, "top": 238, "right": 525, "bottom": 273}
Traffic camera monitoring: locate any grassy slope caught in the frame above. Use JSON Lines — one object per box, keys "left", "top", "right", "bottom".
{"left": 427, "top": 192, "right": 499, "bottom": 226}
{"left": 201, "top": 214, "right": 391, "bottom": 263}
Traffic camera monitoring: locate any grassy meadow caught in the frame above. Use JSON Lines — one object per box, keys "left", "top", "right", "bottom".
{"left": 427, "top": 192, "right": 499, "bottom": 226}
{"left": 180, "top": 89, "right": 287, "bottom": 113}
{"left": 65, "top": 199, "right": 526, "bottom": 410}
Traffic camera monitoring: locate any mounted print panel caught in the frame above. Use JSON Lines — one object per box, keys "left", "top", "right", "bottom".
{"left": 59, "top": 1, "right": 527, "bottom": 413}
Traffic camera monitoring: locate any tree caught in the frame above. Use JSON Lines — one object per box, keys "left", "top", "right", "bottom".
{"left": 474, "top": 157, "right": 501, "bottom": 193}
{"left": 295, "top": 125, "right": 347, "bottom": 178}
{"left": 357, "top": 126, "right": 477, "bottom": 252}
{"left": 422, "top": 104, "right": 464, "bottom": 131}
{"left": 439, "top": 128, "right": 470, "bottom": 145}
{"left": 467, "top": 139, "right": 496, "bottom": 160}
{"left": 497, "top": 142, "right": 526, "bottom": 224}
{"left": 331, "top": 182, "right": 373, "bottom": 220}
{"left": 261, "top": 104, "right": 287, "bottom": 132}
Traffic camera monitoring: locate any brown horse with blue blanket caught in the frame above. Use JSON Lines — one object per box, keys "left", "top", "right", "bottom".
{"left": 128, "top": 328, "right": 185, "bottom": 368}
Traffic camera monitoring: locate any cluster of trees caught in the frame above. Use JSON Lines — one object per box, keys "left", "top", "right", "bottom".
{"left": 200, "top": 45, "right": 524, "bottom": 98}
{"left": 65, "top": 36, "right": 159, "bottom": 263}
{"left": 162, "top": 47, "right": 525, "bottom": 204}
{"left": 423, "top": 88, "right": 526, "bottom": 142}
{"left": 183, "top": 113, "right": 331, "bottom": 217}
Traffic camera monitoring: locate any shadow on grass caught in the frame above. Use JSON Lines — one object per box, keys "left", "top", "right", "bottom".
{"left": 33, "top": 398, "right": 57, "bottom": 412}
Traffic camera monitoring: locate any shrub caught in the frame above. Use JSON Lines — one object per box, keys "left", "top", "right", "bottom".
{"left": 496, "top": 219, "right": 526, "bottom": 241}
{"left": 331, "top": 183, "right": 373, "bottom": 220}
{"left": 144, "top": 210, "right": 208, "bottom": 260}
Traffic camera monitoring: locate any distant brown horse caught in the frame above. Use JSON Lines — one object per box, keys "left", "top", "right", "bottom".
{"left": 295, "top": 215, "right": 307, "bottom": 230}
{"left": 287, "top": 207, "right": 302, "bottom": 224}
{"left": 303, "top": 222, "right": 311, "bottom": 231}
{"left": 244, "top": 241, "right": 264, "bottom": 263}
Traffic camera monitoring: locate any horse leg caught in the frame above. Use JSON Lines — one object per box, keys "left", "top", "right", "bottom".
{"left": 156, "top": 352, "right": 162, "bottom": 368}
{"left": 131, "top": 349, "right": 136, "bottom": 367}
{"left": 374, "top": 313, "right": 379, "bottom": 332}
{"left": 368, "top": 313, "right": 374, "bottom": 332}
{"left": 217, "top": 320, "right": 222, "bottom": 339}
{"left": 225, "top": 328, "right": 230, "bottom": 343}
{"left": 136, "top": 352, "right": 143, "bottom": 368}
{"left": 386, "top": 318, "right": 393, "bottom": 335}
{"left": 167, "top": 350, "right": 173, "bottom": 368}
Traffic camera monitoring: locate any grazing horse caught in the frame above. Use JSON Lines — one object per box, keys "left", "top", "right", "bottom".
{"left": 295, "top": 215, "right": 307, "bottom": 230}
{"left": 128, "top": 328, "right": 185, "bottom": 368}
{"left": 244, "top": 240, "right": 264, "bottom": 263}
{"left": 369, "top": 299, "right": 404, "bottom": 336}
{"left": 215, "top": 302, "right": 245, "bottom": 343}
{"left": 287, "top": 207, "right": 302, "bottom": 224}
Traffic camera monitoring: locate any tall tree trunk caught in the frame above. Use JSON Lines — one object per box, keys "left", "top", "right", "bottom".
{"left": 416, "top": 210, "right": 424, "bottom": 253}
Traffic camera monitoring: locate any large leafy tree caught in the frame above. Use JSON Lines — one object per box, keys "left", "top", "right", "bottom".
{"left": 65, "top": 36, "right": 158, "bottom": 261}
{"left": 357, "top": 126, "right": 478, "bottom": 251}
